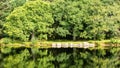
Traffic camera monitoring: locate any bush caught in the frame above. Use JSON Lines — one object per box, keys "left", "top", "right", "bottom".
{"left": 0, "top": 38, "right": 12, "bottom": 44}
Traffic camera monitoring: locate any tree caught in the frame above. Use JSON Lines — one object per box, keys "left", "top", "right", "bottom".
{"left": 52, "top": 0, "right": 120, "bottom": 40}
{"left": 3, "top": 0, "right": 54, "bottom": 41}
{"left": 52, "top": 0, "right": 83, "bottom": 40}
{"left": 80, "top": 0, "right": 120, "bottom": 40}
{"left": 0, "top": 0, "right": 27, "bottom": 38}
{"left": 3, "top": 0, "right": 120, "bottom": 41}
{"left": 0, "top": 0, "right": 12, "bottom": 38}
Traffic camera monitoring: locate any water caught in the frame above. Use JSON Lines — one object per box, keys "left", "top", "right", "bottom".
{"left": 0, "top": 47, "right": 120, "bottom": 68}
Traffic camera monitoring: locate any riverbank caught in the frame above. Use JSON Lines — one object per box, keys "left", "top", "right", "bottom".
{"left": 0, "top": 39, "right": 120, "bottom": 68}
{"left": 0, "top": 39, "right": 120, "bottom": 48}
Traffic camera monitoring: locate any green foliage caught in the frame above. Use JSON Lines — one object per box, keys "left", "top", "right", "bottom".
{"left": 0, "top": 0, "right": 27, "bottom": 38}
{"left": 1, "top": 0, "right": 120, "bottom": 41}
{"left": 0, "top": 38, "right": 13, "bottom": 44}
{"left": 51, "top": 0, "right": 120, "bottom": 40}
{"left": 1, "top": 47, "right": 54, "bottom": 68}
{"left": 52, "top": 0, "right": 83, "bottom": 40}
{"left": 3, "top": 0, "right": 54, "bottom": 41}
{"left": 1, "top": 47, "right": 120, "bottom": 68}
{"left": 56, "top": 53, "right": 71, "bottom": 68}
{"left": 110, "top": 39, "right": 120, "bottom": 44}
{"left": 3, "top": 49, "right": 30, "bottom": 68}
{"left": 10, "top": 0, "right": 27, "bottom": 7}
{"left": 1, "top": 46, "right": 12, "bottom": 54}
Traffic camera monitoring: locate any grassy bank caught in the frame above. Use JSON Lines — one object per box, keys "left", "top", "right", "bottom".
{"left": 0, "top": 39, "right": 120, "bottom": 48}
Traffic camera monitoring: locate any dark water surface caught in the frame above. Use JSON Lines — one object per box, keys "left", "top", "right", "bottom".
{"left": 0, "top": 47, "right": 120, "bottom": 68}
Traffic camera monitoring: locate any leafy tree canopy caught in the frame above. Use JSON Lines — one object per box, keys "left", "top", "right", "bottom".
{"left": 3, "top": 0, "right": 54, "bottom": 41}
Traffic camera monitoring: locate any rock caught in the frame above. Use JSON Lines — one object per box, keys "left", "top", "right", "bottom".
{"left": 78, "top": 43, "right": 83, "bottom": 48}
{"left": 83, "top": 42, "right": 89, "bottom": 48}
{"left": 89, "top": 44, "right": 95, "bottom": 47}
{"left": 70, "top": 43, "right": 73, "bottom": 48}
{"left": 52, "top": 43, "right": 56, "bottom": 48}
{"left": 52, "top": 42, "right": 95, "bottom": 48}
{"left": 64, "top": 43, "right": 69, "bottom": 48}
{"left": 56, "top": 43, "right": 61, "bottom": 48}
{"left": 74, "top": 44, "right": 78, "bottom": 47}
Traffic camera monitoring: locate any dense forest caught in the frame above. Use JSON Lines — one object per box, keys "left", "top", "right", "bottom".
{"left": 0, "top": 0, "right": 120, "bottom": 42}
{"left": 1, "top": 0, "right": 120, "bottom": 68}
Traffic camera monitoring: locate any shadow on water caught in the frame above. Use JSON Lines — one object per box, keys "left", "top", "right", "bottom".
{"left": 0, "top": 47, "right": 120, "bottom": 68}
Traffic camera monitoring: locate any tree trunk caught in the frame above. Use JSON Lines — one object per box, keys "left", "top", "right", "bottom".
{"left": 73, "top": 29, "right": 76, "bottom": 41}
{"left": 73, "top": 35, "right": 76, "bottom": 41}
{"left": 29, "top": 31, "right": 35, "bottom": 41}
